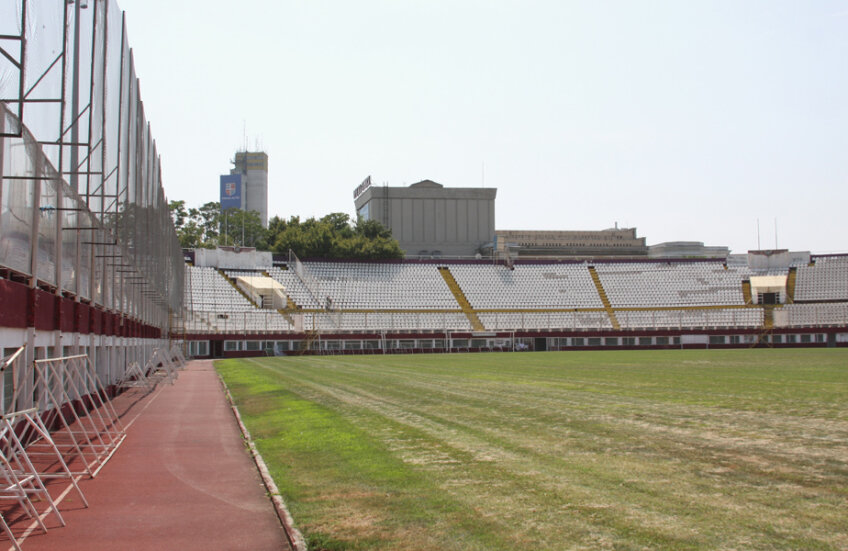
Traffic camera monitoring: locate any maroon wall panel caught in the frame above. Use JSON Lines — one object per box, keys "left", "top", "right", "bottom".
{"left": 91, "top": 308, "right": 103, "bottom": 334}
{"left": 0, "top": 279, "right": 28, "bottom": 328}
{"left": 104, "top": 312, "right": 115, "bottom": 336}
{"left": 59, "top": 297, "right": 75, "bottom": 332}
{"left": 76, "top": 302, "right": 93, "bottom": 334}
{"left": 32, "top": 289, "right": 58, "bottom": 331}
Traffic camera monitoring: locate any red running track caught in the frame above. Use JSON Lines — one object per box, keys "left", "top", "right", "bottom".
{"left": 12, "top": 360, "right": 292, "bottom": 551}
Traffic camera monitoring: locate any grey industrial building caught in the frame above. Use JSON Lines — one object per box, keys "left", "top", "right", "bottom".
{"left": 354, "top": 179, "right": 497, "bottom": 257}
{"left": 353, "top": 177, "right": 730, "bottom": 260}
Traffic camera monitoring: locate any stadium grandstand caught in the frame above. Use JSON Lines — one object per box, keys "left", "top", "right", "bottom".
{"left": 3, "top": 1, "right": 844, "bottom": 549}
{"left": 4, "top": 0, "right": 843, "bottom": 368}
{"left": 175, "top": 249, "right": 848, "bottom": 356}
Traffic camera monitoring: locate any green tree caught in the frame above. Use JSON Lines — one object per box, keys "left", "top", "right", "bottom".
{"left": 176, "top": 219, "right": 205, "bottom": 248}
{"left": 169, "top": 203, "right": 401, "bottom": 258}
{"left": 169, "top": 200, "right": 188, "bottom": 228}
{"left": 355, "top": 217, "right": 393, "bottom": 240}
{"left": 322, "top": 212, "right": 354, "bottom": 236}
{"left": 267, "top": 215, "right": 288, "bottom": 241}
{"left": 169, "top": 200, "right": 224, "bottom": 248}
{"left": 219, "top": 208, "right": 268, "bottom": 249}
{"left": 270, "top": 213, "right": 402, "bottom": 259}
{"left": 197, "top": 202, "right": 221, "bottom": 246}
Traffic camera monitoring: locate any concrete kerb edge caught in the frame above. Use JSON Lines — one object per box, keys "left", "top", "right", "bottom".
{"left": 217, "top": 374, "right": 308, "bottom": 551}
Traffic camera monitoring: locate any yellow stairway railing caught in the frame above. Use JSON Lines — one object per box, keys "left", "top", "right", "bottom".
{"left": 588, "top": 266, "right": 620, "bottom": 330}
{"left": 438, "top": 267, "right": 485, "bottom": 331}
{"left": 741, "top": 280, "right": 753, "bottom": 305}
{"left": 218, "top": 269, "right": 261, "bottom": 308}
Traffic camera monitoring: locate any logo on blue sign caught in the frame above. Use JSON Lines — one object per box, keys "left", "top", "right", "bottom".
{"left": 220, "top": 174, "right": 242, "bottom": 210}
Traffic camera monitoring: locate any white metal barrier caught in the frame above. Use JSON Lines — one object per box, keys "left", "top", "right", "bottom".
{"left": 0, "top": 343, "right": 182, "bottom": 548}
{"left": 0, "top": 408, "right": 88, "bottom": 506}
{"left": 169, "top": 345, "right": 188, "bottom": 368}
{"left": 117, "top": 361, "right": 156, "bottom": 391}
{"left": 22, "top": 355, "right": 126, "bottom": 478}
{"left": 144, "top": 348, "right": 178, "bottom": 386}
{"left": 0, "top": 347, "right": 25, "bottom": 416}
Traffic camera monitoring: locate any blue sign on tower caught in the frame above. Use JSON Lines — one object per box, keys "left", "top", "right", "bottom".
{"left": 220, "top": 174, "right": 242, "bottom": 211}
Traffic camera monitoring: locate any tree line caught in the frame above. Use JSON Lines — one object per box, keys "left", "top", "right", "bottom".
{"left": 168, "top": 200, "right": 403, "bottom": 259}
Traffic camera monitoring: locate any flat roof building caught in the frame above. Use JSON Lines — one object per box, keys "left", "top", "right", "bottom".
{"left": 648, "top": 241, "right": 729, "bottom": 259}
{"left": 354, "top": 178, "right": 497, "bottom": 257}
{"left": 494, "top": 228, "right": 647, "bottom": 257}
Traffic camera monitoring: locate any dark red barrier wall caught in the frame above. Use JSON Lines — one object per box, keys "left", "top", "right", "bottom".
{"left": 0, "top": 279, "right": 28, "bottom": 328}
{"left": 1, "top": 277, "right": 163, "bottom": 338}
{"left": 32, "top": 288, "right": 57, "bottom": 330}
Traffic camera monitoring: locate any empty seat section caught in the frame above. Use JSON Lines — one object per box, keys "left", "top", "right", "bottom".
{"left": 477, "top": 311, "right": 612, "bottom": 330}
{"left": 181, "top": 266, "right": 293, "bottom": 333}
{"left": 267, "top": 266, "right": 322, "bottom": 308}
{"left": 269, "top": 263, "right": 456, "bottom": 310}
{"left": 303, "top": 262, "right": 457, "bottom": 310}
{"left": 302, "top": 312, "right": 472, "bottom": 332}
{"left": 595, "top": 262, "right": 753, "bottom": 308}
{"left": 185, "top": 266, "right": 255, "bottom": 312}
{"left": 779, "top": 303, "right": 848, "bottom": 326}
{"left": 180, "top": 261, "right": 846, "bottom": 334}
{"left": 450, "top": 264, "right": 603, "bottom": 309}
{"left": 616, "top": 308, "right": 762, "bottom": 329}
{"left": 794, "top": 257, "right": 848, "bottom": 301}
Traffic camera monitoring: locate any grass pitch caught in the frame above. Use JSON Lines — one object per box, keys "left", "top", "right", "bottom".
{"left": 217, "top": 349, "right": 848, "bottom": 550}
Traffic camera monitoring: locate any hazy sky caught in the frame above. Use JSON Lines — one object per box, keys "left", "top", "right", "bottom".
{"left": 118, "top": 0, "right": 848, "bottom": 254}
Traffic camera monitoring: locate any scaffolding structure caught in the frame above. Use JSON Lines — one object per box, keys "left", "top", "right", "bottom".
{"left": 1, "top": 0, "right": 183, "bottom": 332}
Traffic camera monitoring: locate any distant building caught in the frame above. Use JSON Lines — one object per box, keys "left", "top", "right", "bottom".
{"left": 354, "top": 178, "right": 497, "bottom": 257}
{"left": 220, "top": 151, "right": 269, "bottom": 227}
{"left": 494, "top": 228, "right": 647, "bottom": 257}
{"left": 648, "top": 241, "right": 729, "bottom": 259}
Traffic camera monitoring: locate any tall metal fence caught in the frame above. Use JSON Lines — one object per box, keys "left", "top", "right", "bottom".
{"left": 0, "top": 0, "right": 183, "bottom": 327}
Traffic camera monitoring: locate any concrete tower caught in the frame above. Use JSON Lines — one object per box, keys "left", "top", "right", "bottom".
{"left": 231, "top": 151, "right": 268, "bottom": 227}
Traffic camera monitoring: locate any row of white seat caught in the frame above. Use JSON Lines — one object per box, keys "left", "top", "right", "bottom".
{"left": 185, "top": 266, "right": 257, "bottom": 312}
{"left": 177, "top": 306, "right": 771, "bottom": 332}
{"left": 596, "top": 263, "right": 752, "bottom": 307}
{"left": 302, "top": 312, "right": 473, "bottom": 331}
{"left": 297, "top": 262, "right": 456, "bottom": 309}
{"left": 794, "top": 258, "right": 848, "bottom": 301}
{"left": 616, "top": 308, "right": 763, "bottom": 329}
{"left": 477, "top": 311, "right": 612, "bottom": 330}
{"left": 451, "top": 264, "right": 603, "bottom": 309}
{"left": 267, "top": 267, "right": 322, "bottom": 308}
{"left": 775, "top": 303, "right": 848, "bottom": 327}
{"left": 178, "top": 309, "right": 293, "bottom": 333}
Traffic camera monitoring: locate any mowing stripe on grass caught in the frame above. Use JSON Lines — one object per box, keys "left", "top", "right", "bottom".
{"left": 218, "top": 349, "right": 848, "bottom": 551}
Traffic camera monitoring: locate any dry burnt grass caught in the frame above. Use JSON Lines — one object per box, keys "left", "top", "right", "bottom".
{"left": 217, "top": 349, "right": 848, "bottom": 550}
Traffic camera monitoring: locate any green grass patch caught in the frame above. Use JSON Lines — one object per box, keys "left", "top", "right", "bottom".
{"left": 217, "top": 349, "right": 848, "bottom": 550}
